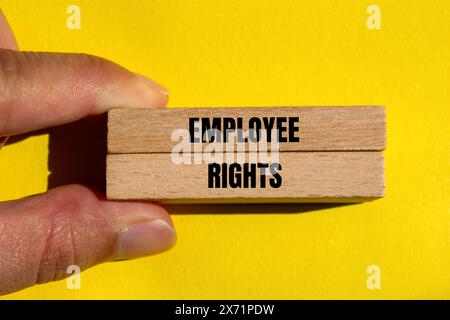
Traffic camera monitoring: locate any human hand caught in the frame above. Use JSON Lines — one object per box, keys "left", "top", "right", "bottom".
{"left": 0, "top": 10, "right": 176, "bottom": 295}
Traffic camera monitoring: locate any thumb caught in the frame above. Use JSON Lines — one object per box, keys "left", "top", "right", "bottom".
{"left": 0, "top": 185, "right": 176, "bottom": 295}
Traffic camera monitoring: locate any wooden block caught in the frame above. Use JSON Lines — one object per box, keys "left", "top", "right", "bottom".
{"left": 107, "top": 106, "right": 386, "bottom": 203}
{"left": 107, "top": 152, "right": 384, "bottom": 203}
{"left": 108, "top": 106, "right": 386, "bottom": 153}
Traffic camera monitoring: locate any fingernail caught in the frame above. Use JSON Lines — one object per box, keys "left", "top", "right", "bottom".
{"left": 115, "top": 219, "right": 176, "bottom": 260}
{"left": 96, "top": 72, "right": 169, "bottom": 111}
{"left": 0, "top": 9, "right": 19, "bottom": 50}
{"left": 134, "top": 73, "right": 169, "bottom": 97}
{"left": 0, "top": 136, "right": 9, "bottom": 150}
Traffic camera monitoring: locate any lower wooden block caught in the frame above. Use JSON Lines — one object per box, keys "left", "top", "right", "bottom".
{"left": 107, "top": 152, "right": 384, "bottom": 203}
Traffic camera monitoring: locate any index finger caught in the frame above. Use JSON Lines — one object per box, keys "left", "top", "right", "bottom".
{"left": 0, "top": 11, "right": 168, "bottom": 137}
{"left": 0, "top": 9, "right": 18, "bottom": 50}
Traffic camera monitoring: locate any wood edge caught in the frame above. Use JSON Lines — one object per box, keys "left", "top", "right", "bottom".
{"left": 104, "top": 196, "right": 384, "bottom": 204}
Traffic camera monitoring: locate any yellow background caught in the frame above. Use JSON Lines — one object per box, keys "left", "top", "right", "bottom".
{"left": 0, "top": 0, "right": 449, "bottom": 299}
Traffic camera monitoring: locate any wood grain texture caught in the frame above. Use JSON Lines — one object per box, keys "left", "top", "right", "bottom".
{"left": 108, "top": 106, "right": 386, "bottom": 153}
{"left": 107, "top": 152, "right": 384, "bottom": 203}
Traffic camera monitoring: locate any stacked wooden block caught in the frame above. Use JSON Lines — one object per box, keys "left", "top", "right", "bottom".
{"left": 107, "top": 106, "right": 385, "bottom": 203}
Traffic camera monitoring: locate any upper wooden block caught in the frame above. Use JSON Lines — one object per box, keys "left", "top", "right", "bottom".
{"left": 108, "top": 106, "right": 386, "bottom": 153}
